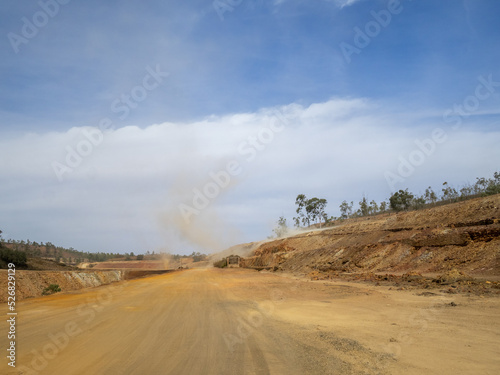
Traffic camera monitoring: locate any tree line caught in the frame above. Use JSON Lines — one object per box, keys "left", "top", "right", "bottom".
{"left": 0, "top": 231, "right": 28, "bottom": 268}
{"left": 272, "top": 171, "right": 500, "bottom": 236}
{"left": 0, "top": 231, "right": 209, "bottom": 266}
{"left": 0, "top": 235, "right": 145, "bottom": 265}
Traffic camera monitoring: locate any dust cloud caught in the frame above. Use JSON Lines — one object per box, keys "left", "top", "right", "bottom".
{"left": 157, "top": 166, "right": 243, "bottom": 255}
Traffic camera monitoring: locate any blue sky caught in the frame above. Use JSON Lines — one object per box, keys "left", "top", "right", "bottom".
{"left": 1, "top": 0, "right": 499, "bottom": 254}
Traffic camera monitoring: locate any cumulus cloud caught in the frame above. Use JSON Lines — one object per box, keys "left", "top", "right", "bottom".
{"left": 1, "top": 98, "right": 499, "bottom": 254}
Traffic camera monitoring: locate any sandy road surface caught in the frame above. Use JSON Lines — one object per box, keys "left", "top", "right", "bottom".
{"left": 1, "top": 268, "right": 500, "bottom": 375}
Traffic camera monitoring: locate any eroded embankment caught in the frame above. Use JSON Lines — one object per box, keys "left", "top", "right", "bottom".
{"left": 241, "top": 195, "right": 500, "bottom": 278}
{"left": 0, "top": 270, "right": 125, "bottom": 302}
{"left": 0, "top": 269, "right": 179, "bottom": 302}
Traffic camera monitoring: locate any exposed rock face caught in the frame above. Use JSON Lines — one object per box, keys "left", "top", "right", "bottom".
{"left": 241, "top": 195, "right": 500, "bottom": 277}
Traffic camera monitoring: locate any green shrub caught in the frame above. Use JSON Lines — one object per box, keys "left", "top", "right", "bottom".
{"left": 42, "top": 284, "right": 61, "bottom": 295}
{"left": 213, "top": 258, "right": 227, "bottom": 268}
{"left": 389, "top": 189, "right": 414, "bottom": 211}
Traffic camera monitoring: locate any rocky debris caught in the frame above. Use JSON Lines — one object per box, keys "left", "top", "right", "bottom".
{"left": 402, "top": 271, "right": 424, "bottom": 282}
{"left": 404, "top": 229, "right": 472, "bottom": 248}
{"left": 432, "top": 268, "right": 473, "bottom": 285}
{"left": 301, "top": 268, "right": 500, "bottom": 295}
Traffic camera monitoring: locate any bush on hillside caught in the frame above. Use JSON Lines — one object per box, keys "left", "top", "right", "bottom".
{"left": 42, "top": 284, "right": 61, "bottom": 295}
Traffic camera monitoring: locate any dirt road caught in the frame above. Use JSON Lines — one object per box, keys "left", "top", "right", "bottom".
{"left": 2, "top": 268, "right": 499, "bottom": 374}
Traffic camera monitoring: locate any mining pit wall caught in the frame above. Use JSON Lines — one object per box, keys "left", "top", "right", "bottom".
{"left": 240, "top": 195, "right": 500, "bottom": 277}
{"left": 0, "top": 269, "right": 172, "bottom": 302}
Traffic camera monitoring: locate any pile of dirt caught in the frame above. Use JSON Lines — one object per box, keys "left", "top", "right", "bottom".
{"left": 240, "top": 195, "right": 500, "bottom": 293}
{"left": 433, "top": 268, "right": 474, "bottom": 284}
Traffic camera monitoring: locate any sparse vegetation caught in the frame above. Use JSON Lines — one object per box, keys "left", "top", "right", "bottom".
{"left": 282, "top": 171, "right": 500, "bottom": 231}
{"left": 190, "top": 252, "right": 208, "bottom": 262}
{"left": 350, "top": 171, "right": 500, "bottom": 217}
{"left": 42, "top": 284, "right": 61, "bottom": 295}
{"left": 339, "top": 200, "right": 354, "bottom": 219}
{"left": 213, "top": 258, "right": 227, "bottom": 268}
{"left": 272, "top": 216, "right": 288, "bottom": 238}
{"left": 293, "top": 194, "right": 328, "bottom": 227}
{"left": 170, "top": 252, "right": 208, "bottom": 263}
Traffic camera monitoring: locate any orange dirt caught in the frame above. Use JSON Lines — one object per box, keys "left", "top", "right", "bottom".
{"left": 240, "top": 195, "right": 500, "bottom": 292}
{"left": 1, "top": 268, "right": 498, "bottom": 375}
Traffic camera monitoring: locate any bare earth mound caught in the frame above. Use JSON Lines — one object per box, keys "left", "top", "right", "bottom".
{"left": 241, "top": 195, "right": 500, "bottom": 292}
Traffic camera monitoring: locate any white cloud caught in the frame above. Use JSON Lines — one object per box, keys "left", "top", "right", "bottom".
{"left": 1, "top": 97, "right": 499, "bottom": 254}
{"left": 274, "top": 0, "right": 364, "bottom": 10}
{"left": 333, "top": 0, "right": 364, "bottom": 9}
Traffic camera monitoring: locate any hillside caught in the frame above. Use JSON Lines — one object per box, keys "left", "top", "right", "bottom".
{"left": 240, "top": 195, "right": 500, "bottom": 287}
{"left": 26, "top": 257, "right": 80, "bottom": 271}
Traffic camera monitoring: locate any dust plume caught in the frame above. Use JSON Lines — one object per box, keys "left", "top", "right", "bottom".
{"left": 157, "top": 166, "right": 243, "bottom": 254}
